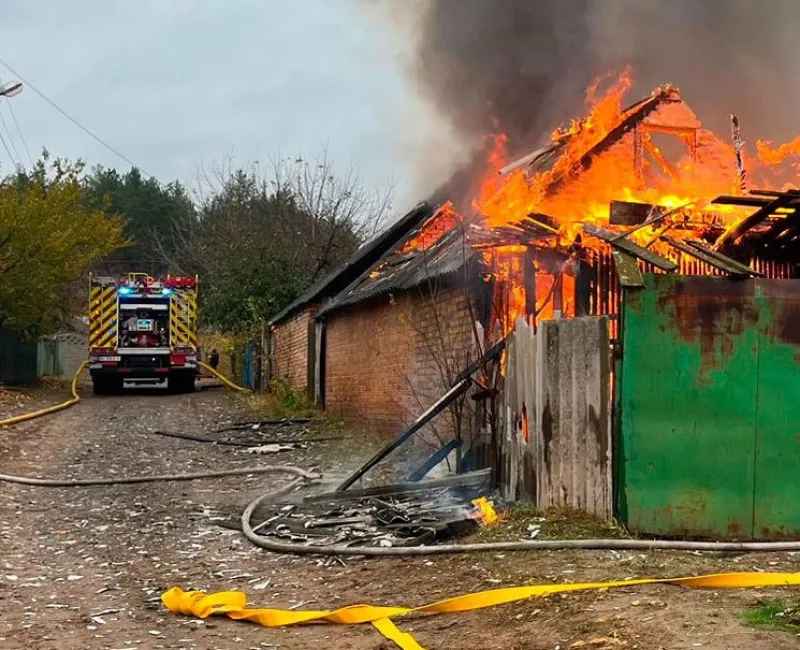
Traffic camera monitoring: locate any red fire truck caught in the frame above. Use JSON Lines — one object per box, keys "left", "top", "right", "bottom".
{"left": 88, "top": 273, "right": 199, "bottom": 395}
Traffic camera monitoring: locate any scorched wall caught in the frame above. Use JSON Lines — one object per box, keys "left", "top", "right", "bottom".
{"left": 270, "top": 305, "right": 315, "bottom": 391}
{"left": 324, "top": 285, "right": 478, "bottom": 436}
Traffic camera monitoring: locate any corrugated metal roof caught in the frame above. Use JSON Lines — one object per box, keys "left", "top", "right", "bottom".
{"left": 269, "top": 202, "right": 435, "bottom": 326}
{"left": 317, "top": 226, "right": 475, "bottom": 317}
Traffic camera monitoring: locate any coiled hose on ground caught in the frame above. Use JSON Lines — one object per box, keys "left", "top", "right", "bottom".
{"left": 241, "top": 483, "right": 800, "bottom": 555}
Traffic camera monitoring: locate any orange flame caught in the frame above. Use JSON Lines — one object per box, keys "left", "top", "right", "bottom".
{"left": 398, "top": 201, "right": 461, "bottom": 254}
{"left": 482, "top": 245, "right": 528, "bottom": 339}
{"left": 471, "top": 497, "right": 498, "bottom": 526}
{"left": 756, "top": 136, "right": 800, "bottom": 166}
{"left": 521, "top": 404, "right": 529, "bottom": 442}
{"left": 368, "top": 202, "right": 462, "bottom": 280}
{"left": 460, "top": 70, "right": 800, "bottom": 349}
{"left": 471, "top": 71, "right": 798, "bottom": 245}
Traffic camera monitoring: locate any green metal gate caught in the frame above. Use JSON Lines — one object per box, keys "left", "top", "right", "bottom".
{"left": 617, "top": 274, "right": 800, "bottom": 539}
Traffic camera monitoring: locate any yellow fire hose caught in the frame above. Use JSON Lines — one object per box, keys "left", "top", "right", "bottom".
{"left": 0, "top": 361, "right": 88, "bottom": 427}
{"left": 0, "top": 357, "right": 275, "bottom": 486}
{"left": 198, "top": 361, "right": 250, "bottom": 392}
{"left": 163, "top": 572, "right": 800, "bottom": 650}
{"left": 0, "top": 360, "right": 249, "bottom": 429}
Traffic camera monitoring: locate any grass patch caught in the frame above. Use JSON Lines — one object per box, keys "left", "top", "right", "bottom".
{"left": 242, "top": 379, "right": 321, "bottom": 420}
{"left": 742, "top": 600, "right": 800, "bottom": 635}
{"left": 475, "top": 504, "right": 625, "bottom": 542}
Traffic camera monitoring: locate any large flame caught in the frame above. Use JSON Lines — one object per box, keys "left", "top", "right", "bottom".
{"left": 472, "top": 71, "right": 800, "bottom": 244}
{"left": 372, "top": 71, "right": 800, "bottom": 346}
{"left": 461, "top": 71, "right": 800, "bottom": 341}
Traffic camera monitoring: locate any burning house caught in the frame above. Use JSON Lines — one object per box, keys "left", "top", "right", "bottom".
{"left": 269, "top": 73, "right": 800, "bottom": 538}
{"left": 292, "top": 75, "right": 799, "bottom": 434}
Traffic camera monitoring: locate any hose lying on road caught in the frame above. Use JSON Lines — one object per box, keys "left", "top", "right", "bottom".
{"left": 241, "top": 484, "right": 800, "bottom": 556}
{"left": 0, "top": 464, "right": 318, "bottom": 488}
{"left": 199, "top": 361, "right": 250, "bottom": 392}
{"left": 7, "top": 360, "right": 791, "bottom": 554}
{"left": 0, "top": 360, "right": 248, "bottom": 430}
{"left": 0, "top": 361, "right": 88, "bottom": 428}
{"left": 0, "top": 354, "right": 280, "bottom": 487}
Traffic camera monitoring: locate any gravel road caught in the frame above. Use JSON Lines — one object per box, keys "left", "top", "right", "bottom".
{"left": 0, "top": 388, "right": 798, "bottom": 650}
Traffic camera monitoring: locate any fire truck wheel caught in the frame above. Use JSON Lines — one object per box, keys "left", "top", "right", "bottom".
{"left": 92, "top": 376, "right": 124, "bottom": 396}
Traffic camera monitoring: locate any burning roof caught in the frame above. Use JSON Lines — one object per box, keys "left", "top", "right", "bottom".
{"left": 319, "top": 72, "right": 800, "bottom": 327}
{"left": 317, "top": 203, "right": 474, "bottom": 316}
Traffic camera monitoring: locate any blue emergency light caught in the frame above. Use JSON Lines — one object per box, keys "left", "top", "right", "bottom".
{"left": 161, "top": 288, "right": 173, "bottom": 296}
{"left": 118, "top": 286, "right": 133, "bottom": 296}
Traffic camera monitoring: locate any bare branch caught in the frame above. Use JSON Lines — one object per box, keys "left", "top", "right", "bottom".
{"left": 153, "top": 149, "right": 394, "bottom": 332}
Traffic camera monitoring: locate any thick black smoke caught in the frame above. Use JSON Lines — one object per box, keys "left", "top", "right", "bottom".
{"left": 410, "top": 0, "right": 595, "bottom": 153}
{"left": 366, "top": 0, "right": 800, "bottom": 198}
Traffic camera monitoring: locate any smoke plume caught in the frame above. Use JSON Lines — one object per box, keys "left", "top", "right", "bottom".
{"left": 364, "top": 0, "right": 800, "bottom": 199}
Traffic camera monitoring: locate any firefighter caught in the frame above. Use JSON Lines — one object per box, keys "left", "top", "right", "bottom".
{"left": 209, "top": 348, "right": 220, "bottom": 370}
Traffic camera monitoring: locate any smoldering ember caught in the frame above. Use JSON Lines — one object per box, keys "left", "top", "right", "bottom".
{"left": 6, "top": 54, "right": 800, "bottom": 650}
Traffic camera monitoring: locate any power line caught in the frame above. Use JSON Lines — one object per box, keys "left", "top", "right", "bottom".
{"left": 0, "top": 58, "right": 149, "bottom": 175}
{"left": 0, "top": 126, "right": 17, "bottom": 170}
{"left": 2, "top": 90, "right": 34, "bottom": 167}
{"left": 0, "top": 110, "right": 21, "bottom": 166}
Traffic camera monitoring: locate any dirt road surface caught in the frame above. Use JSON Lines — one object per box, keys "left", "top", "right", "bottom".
{"left": 1, "top": 388, "right": 799, "bottom": 650}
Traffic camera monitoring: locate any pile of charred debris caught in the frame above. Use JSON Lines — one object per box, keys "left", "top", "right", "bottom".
{"left": 221, "top": 469, "right": 493, "bottom": 549}
{"left": 211, "top": 341, "right": 506, "bottom": 550}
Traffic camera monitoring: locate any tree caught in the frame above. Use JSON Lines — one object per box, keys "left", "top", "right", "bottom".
{"left": 0, "top": 155, "right": 126, "bottom": 333}
{"left": 84, "top": 166, "right": 195, "bottom": 273}
{"left": 159, "top": 152, "right": 394, "bottom": 332}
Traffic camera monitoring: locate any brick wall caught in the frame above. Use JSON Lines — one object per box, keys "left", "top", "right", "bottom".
{"left": 408, "top": 285, "right": 479, "bottom": 443}
{"left": 324, "top": 282, "right": 478, "bottom": 439}
{"left": 325, "top": 293, "right": 416, "bottom": 435}
{"left": 270, "top": 305, "right": 315, "bottom": 391}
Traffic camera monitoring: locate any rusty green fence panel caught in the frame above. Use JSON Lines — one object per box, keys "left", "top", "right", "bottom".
{"left": 618, "top": 275, "right": 760, "bottom": 537}
{"left": 619, "top": 274, "right": 800, "bottom": 537}
{"left": 751, "top": 281, "right": 800, "bottom": 537}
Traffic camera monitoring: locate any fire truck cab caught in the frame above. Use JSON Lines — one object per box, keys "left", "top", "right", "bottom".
{"left": 88, "top": 273, "right": 199, "bottom": 395}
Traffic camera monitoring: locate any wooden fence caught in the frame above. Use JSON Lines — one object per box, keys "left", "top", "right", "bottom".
{"left": 500, "top": 316, "right": 612, "bottom": 518}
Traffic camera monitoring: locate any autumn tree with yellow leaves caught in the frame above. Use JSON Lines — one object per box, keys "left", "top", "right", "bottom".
{"left": 0, "top": 153, "right": 126, "bottom": 334}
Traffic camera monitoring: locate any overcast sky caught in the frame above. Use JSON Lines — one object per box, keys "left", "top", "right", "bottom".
{"left": 0, "top": 0, "right": 449, "bottom": 209}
